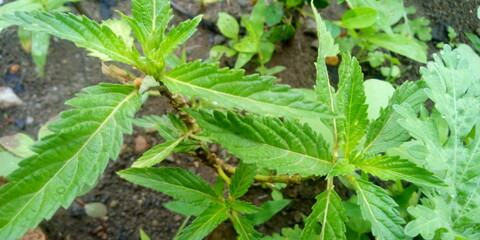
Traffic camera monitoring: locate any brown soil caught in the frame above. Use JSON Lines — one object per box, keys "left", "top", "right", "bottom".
{"left": 0, "top": 0, "right": 478, "bottom": 239}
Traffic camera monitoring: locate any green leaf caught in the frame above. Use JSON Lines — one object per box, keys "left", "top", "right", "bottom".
{"left": 302, "top": 188, "right": 347, "bottom": 240}
{"left": 361, "top": 33, "right": 427, "bottom": 63}
{"left": 358, "top": 156, "right": 445, "bottom": 188}
{"left": 31, "top": 31, "right": 50, "bottom": 76}
{"left": 217, "top": 12, "right": 239, "bottom": 39}
{"left": 231, "top": 200, "right": 261, "bottom": 214}
{"left": 340, "top": 7, "right": 377, "bottom": 29}
{"left": 163, "top": 61, "right": 334, "bottom": 119}
{"left": 118, "top": 167, "right": 219, "bottom": 206}
{"left": 404, "top": 197, "right": 450, "bottom": 239}
{"left": 6, "top": 11, "right": 141, "bottom": 66}
{"left": 132, "top": 138, "right": 183, "bottom": 168}
{"left": 157, "top": 16, "right": 201, "bottom": 58}
{"left": 186, "top": 110, "right": 333, "bottom": 176}
{"left": 235, "top": 52, "right": 255, "bottom": 69}
{"left": 466, "top": 33, "right": 480, "bottom": 52}
{"left": 101, "top": 19, "right": 134, "bottom": 49}
{"left": 232, "top": 212, "right": 262, "bottom": 240}
{"left": 230, "top": 162, "right": 257, "bottom": 199}
{"left": 336, "top": 53, "right": 369, "bottom": 157}
{"left": 348, "top": 0, "right": 404, "bottom": 34}
{"left": 363, "top": 80, "right": 427, "bottom": 155}
{"left": 247, "top": 199, "right": 291, "bottom": 225}
{"left": 177, "top": 203, "right": 229, "bottom": 240}
{"left": 163, "top": 201, "right": 205, "bottom": 217}
{"left": 350, "top": 178, "right": 408, "bottom": 240}
{"left": 0, "top": 152, "right": 22, "bottom": 177}
{"left": 363, "top": 79, "right": 395, "bottom": 120}
{"left": 0, "top": 84, "right": 142, "bottom": 240}
{"left": 140, "top": 229, "right": 152, "bottom": 240}
{"left": 0, "top": 133, "right": 35, "bottom": 158}
{"left": 265, "top": 3, "right": 283, "bottom": 26}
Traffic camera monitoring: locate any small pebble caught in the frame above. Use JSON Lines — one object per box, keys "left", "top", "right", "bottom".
{"left": 0, "top": 87, "right": 23, "bottom": 109}
{"left": 26, "top": 116, "right": 34, "bottom": 125}
{"left": 134, "top": 135, "right": 149, "bottom": 153}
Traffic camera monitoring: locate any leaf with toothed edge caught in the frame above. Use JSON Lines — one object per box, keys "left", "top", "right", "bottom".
{"left": 0, "top": 84, "right": 142, "bottom": 240}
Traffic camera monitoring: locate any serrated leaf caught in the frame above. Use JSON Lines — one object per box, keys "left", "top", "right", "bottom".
{"left": 350, "top": 178, "right": 408, "bottom": 240}
{"left": 231, "top": 200, "right": 261, "bottom": 214}
{"left": 163, "top": 61, "right": 334, "bottom": 119}
{"left": 156, "top": 16, "right": 201, "bottom": 59}
{"left": 232, "top": 212, "right": 262, "bottom": 240}
{"left": 404, "top": 197, "right": 450, "bottom": 239}
{"left": 6, "top": 11, "right": 140, "bottom": 65}
{"left": 0, "top": 84, "right": 142, "bottom": 240}
{"left": 177, "top": 203, "right": 229, "bottom": 240}
{"left": 358, "top": 156, "right": 445, "bottom": 188}
{"left": 230, "top": 162, "right": 257, "bottom": 199}
{"left": 186, "top": 110, "right": 333, "bottom": 176}
{"left": 118, "top": 167, "right": 219, "bottom": 206}
{"left": 132, "top": 138, "right": 183, "bottom": 168}
{"left": 302, "top": 188, "right": 347, "bottom": 240}
{"left": 363, "top": 80, "right": 427, "bottom": 155}
{"left": 101, "top": 18, "right": 134, "bottom": 49}
{"left": 336, "top": 53, "right": 369, "bottom": 156}
{"left": 163, "top": 201, "right": 205, "bottom": 217}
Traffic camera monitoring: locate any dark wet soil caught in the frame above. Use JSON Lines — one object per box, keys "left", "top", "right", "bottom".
{"left": 0, "top": 0, "right": 479, "bottom": 239}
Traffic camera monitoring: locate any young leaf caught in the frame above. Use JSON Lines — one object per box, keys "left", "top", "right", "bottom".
{"left": 186, "top": 110, "right": 334, "bottom": 176}
{"left": 156, "top": 16, "right": 202, "bottom": 59}
{"left": 247, "top": 199, "right": 291, "bottom": 225}
{"left": 230, "top": 162, "right": 257, "bottom": 199}
{"left": 362, "top": 33, "right": 427, "bottom": 63}
{"left": 140, "top": 229, "right": 152, "bottom": 240}
{"left": 231, "top": 212, "right": 262, "bottom": 240}
{"left": 336, "top": 53, "right": 369, "bottom": 156}
{"left": 118, "top": 167, "right": 219, "bottom": 206}
{"left": 163, "top": 61, "right": 334, "bottom": 119}
{"left": 31, "top": 31, "right": 50, "bottom": 76}
{"left": 358, "top": 156, "right": 445, "bottom": 188}
{"left": 6, "top": 11, "right": 141, "bottom": 66}
{"left": 0, "top": 84, "right": 142, "bottom": 240}
{"left": 177, "top": 203, "right": 229, "bottom": 240}
{"left": 231, "top": 200, "right": 261, "bottom": 214}
{"left": 131, "top": 138, "right": 183, "bottom": 168}
{"left": 217, "top": 12, "right": 239, "bottom": 40}
{"left": 350, "top": 178, "right": 408, "bottom": 240}
{"left": 363, "top": 80, "right": 427, "bottom": 155}
{"left": 302, "top": 188, "right": 347, "bottom": 240}
{"left": 163, "top": 201, "right": 205, "bottom": 217}
{"left": 340, "top": 7, "right": 377, "bottom": 29}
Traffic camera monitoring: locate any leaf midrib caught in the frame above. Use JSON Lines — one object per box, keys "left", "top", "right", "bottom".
{"left": 1, "top": 89, "right": 137, "bottom": 235}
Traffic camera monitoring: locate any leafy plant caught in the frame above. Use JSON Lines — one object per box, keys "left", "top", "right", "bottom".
{"left": 0, "top": 0, "right": 82, "bottom": 76}
{"left": 0, "top": 1, "right": 476, "bottom": 240}
{"left": 330, "top": 0, "right": 431, "bottom": 81}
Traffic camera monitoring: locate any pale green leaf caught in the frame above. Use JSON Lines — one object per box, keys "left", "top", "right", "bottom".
{"left": 118, "top": 167, "right": 220, "bottom": 206}
{"left": 351, "top": 178, "right": 408, "bottom": 240}
{"left": 186, "top": 110, "right": 333, "bottom": 176}
{"left": 348, "top": 0, "right": 404, "bottom": 34}
{"left": 31, "top": 31, "right": 49, "bottom": 76}
{"left": 139, "top": 75, "right": 160, "bottom": 94}
{"left": 101, "top": 18, "right": 134, "bottom": 49}
{"left": 177, "top": 203, "right": 229, "bottom": 240}
{"left": 363, "top": 80, "right": 427, "bottom": 155}
{"left": 6, "top": 11, "right": 140, "bottom": 65}
{"left": 230, "top": 162, "right": 257, "bottom": 199}
{"left": 358, "top": 156, "right": 445, "bottom": 188}
{"left": 363, "top": 79, "right": 395, "bottom": 120}
{"left": 336, "top": 53, "right": 369, "bottom": 156}
{"left": 0, "top": 84, "right": 142, "bottom": 240}
{"left": 302, "top": 188, "right": 347, "bottom": 240}
{"left": 0, "top": 133, "right": 35, "bottom": 158}
{"left": 140, "top": 229, "right": 151, "bottom": 240}
{"left": 247, "top": 199, "right": 291, "bottom": 225}
{"left": 340, "top": 7, "right": 377, "bottom": 29}
{"left": 0, "top": 152, "right": 22, "bottom": 177}
{"left": 404, "top": 197, "right": 450, "bottom": 239}
{"left": 362, "top": 33, "right": 427, "bottom": 63}
{"left": 132, "top": 138, "right": 182, "bottom": 168}
{"left": 163, "top": 61, "right": 334, "bottom": 119}
{"left": 232, "top": 212, "right": 262, "bottom": 240}
{"left": 217, "top": 12, "right": 239, "bottom": 39}
{"left": 231, "top": 200, "right": 261, "bottom": 214}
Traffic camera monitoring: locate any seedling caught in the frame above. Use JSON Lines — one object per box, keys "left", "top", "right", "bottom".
{"left": 0, "top": 1, "right": 478, "bottom": 240}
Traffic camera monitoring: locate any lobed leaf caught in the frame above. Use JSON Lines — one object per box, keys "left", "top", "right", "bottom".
{"left": 6, "top": 11, "right": 141, "bottom": 66}
{"left": 302, "top": 188, "right": 347, "bottom": 240}
{"left": 118, "top": 167, "right": 220, "bottom": 206}
{"left": 186, "top": 110, "right": 333, "bottom": 176}
{"left": 0, "top": 84, "right": 142, "bottom": 240}
{"left": 163, "top": 61, "right": 334, "bottom": 119}
{"left": 177, "top": 203, "right": 229, "bottom": 240}
{"left": 358, "top": 156, "right": 445, "bottom": 188}
{"left": 350, "top": 178, "right": 408, "bottom": 240}
{"left": 229, "top": 162, "right": 257, "bottom": 199}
